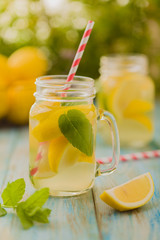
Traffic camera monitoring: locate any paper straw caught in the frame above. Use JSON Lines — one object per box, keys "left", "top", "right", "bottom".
{"left": 63, "top": 20, "right": 94, "bottom": 91}
{"left": 96, "top": 150, "right": 160, "bottom": 164}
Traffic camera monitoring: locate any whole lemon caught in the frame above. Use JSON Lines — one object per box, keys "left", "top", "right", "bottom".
{"left": 7, "top": 80, "right": 35, "bottom": 124}
{"left": 0, "top": 54, "right": 10, "bottom": 118}
{"left": 7, "top": 47, "right": 48, "bottom": 82}
{"left": 0, "top": 79, "right": 9, "bottom": 119}
{"left": 0, "top": 54, "right": 10, "bottom": 84}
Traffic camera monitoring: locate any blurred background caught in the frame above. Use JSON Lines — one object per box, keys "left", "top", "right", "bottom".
{"left": 0, "top": 0, "right": 160, "bottom": 125}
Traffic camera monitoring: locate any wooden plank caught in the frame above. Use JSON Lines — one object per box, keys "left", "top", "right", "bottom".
{"left": 93, "top": 158, "right": 160, "bottom": 240}
{"left": 0, "top": 102, "right": 160, "bottom": 240}
{"left": 0, "top": 127, "right": 100, "bottom": 240}
{"left": 92, "top": 102, "right": 160, "bottom": 240}
{"left": 0, "top": 128, "right": 20, "bottom": 189}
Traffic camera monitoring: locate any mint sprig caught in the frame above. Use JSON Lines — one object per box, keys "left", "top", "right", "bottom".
{"left": 0, "top": 179, "right": 51, "bottom": 229}
{"left": 2, "top": 178, "right": 25, "bottom": 207}
{"left": 0, "top": 204, "right": 7, "bottom": 217}
{"left": 58, "top": 109, "right": 94, "bottom": 156}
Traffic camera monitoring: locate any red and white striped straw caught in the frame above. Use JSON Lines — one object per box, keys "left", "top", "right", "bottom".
{"left": 63, "top": 20, "right": 94, "bottom": 91}
{"left": 96, "top": 150, "right": 160, "bottom": 164}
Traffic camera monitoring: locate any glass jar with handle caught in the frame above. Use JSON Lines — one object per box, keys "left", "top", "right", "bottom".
{"left": 98, "top": 54, "right": 155, "bottom": 147}
{"left": 29, "top": 75, "right": 120, "bottom": 196}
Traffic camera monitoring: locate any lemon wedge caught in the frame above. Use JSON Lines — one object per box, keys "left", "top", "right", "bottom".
{"left": 48, "top": 136, "right": 80, "bottom": 173}
{"left": 100, "top": 172, "right": 154, "bottom": 211}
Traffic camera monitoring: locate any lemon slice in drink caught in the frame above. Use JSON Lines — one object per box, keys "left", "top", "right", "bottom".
{"left": 108, "top": 77, "right": 154, "bottom": 118}
{"left": 130, "top": 115, "right": 153, "bottom": 131}
{"left": 32, "top": 104, "right": 96, "bottom": 142}
{"left": 123, "top": 99, "right": 153, "bottom": 117}
{"left": 123, "top": 99, "right": 154, "bottom": 132}
{"left": 30, "top": 101, "right": 60, "bottom": 122}
{"left": 30, "top": 142, "right": 55, "bottom": 178}
{"left": 100, "top": 172, "right": 154, "bottom": 211}
{"left": 78, "top": 153, "right": 95, "bottom": 163}
{"left": 48, "top": 136, "right": 80, "bottom": 173}
{"left": 48, "top": 136, "right": 68, "bottom": 172}
{"left": 32, "top": 108, "right": 64, "bottom": 141}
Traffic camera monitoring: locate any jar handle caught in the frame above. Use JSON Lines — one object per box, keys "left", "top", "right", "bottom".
{"left": 96, "top": 109, "right": 120, "bottom": 176}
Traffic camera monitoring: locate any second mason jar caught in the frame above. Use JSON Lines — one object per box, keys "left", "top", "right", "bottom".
{"left": 98, "top": 54, "right": 155, "bottom": 147}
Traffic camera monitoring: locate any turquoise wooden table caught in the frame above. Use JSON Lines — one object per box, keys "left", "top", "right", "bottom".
{"left": 0, "top": 103, "right": 160, "bottom": 240}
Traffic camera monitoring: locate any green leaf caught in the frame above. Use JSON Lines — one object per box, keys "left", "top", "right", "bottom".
{"left": 58, "top": 109, "right": 94, "bottom": 156}
{"left": 2, "top": 179, "right": 25, "bottom": 207}
{"left": 31, "top": 208, "right": 51, "bottom": 223}
{"left": 16, "top": 203, "right": 51, "bottom": 229}
{"left": 16, "top": 203, "right": 33, "bottom": 230}
{"left": 0, "top": 179, "right": 51, "bottom": 230}
{"left": 61, "top": 101, "right": 87, "bottom": 107}
{"left": 0, "top": 204, "right": 7, "bottom": 217}
{"left": 22, "top": 188, "right": 49, "bottom": 215}
{"left": 61, "top": 97, "right": 87, "bottom": 107}
{"left": 26, "top": 206, "right": 41, "bottom": 217}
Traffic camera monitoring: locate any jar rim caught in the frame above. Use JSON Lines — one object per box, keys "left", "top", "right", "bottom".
{"left": 35, "top": 75, "right": 96, "bottom": 102}
{"left": 36, "top": 75, "right": 94, "bottom": 88}
{"left": 100, "top": 54, "right": 148, "bottom": 76}
{"left": 101, "top": 53, "right": 147, "bottom": 58}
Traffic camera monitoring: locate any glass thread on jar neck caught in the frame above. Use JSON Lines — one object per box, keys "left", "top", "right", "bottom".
{"left": 34, "top": 75, "right": 96, "bottom": 103}
{"left": 99, "top": 54, "right": 148, "bottom": 78}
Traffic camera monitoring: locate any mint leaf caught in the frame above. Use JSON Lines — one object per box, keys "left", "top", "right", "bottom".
{"left": 26, "top": 206, "right": 41, "bottom": 217}
{"left": 2, "top": 179, "right": 25, "bottom": 207}
{"left": 16, "top": 203, "right": 33, "bottom": 230}
{"left": 22, "top": 188, "right": 49, "bottom": 215}
{"left": 16, "top": 204, "right": 51, "bottom": 229}
{"left": 58, "top": 109, "right": 93, "bottom": 156}
{"left": 0, "top": 179, "right": 51, "bottom": 230}
{"left": 31, "top": 208, "right": 51, "bottom": 223}
{"left": 61, "top": 97, "right": 87, "bottom": 106}
{"left": 0, "top": 204, "right": 7, "bottom": 217}
{"left": 61, "top": 101, "right": 87, "bottom": 107}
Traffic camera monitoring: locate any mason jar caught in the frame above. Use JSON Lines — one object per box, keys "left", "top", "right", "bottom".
{"left": 29, "top": 75, "right": 120, "bottom": 196}
{"left": 97, "top": 54, "right": 155, "bottom": 147}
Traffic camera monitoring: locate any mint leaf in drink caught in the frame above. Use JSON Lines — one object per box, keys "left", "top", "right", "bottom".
{"left": 58, "top": 109, "right": 93, "bottom": 156}
{"left": 2, "top": 178, "right": 25, "bottom": 207}
{"left": 22, "top": 188, "right": 49, "bottom": 215}
{"left": 16, "top": 203, "right": 33, "bottom": 230}
{"left": 31, "top": 208, "right": 51, "bottom": 223}
{"left": 0, "top": 204, "right": 7, "bottom": 217}
{"left": 61, "top": 101, "right": 87, "bottom": 107}
{"left": 61, "top": 97, "right": 87, "bottom": 106}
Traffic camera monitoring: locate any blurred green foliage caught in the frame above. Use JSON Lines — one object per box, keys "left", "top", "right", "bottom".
{"left": 0, "top": 0, "right": 160, "bottom": 94}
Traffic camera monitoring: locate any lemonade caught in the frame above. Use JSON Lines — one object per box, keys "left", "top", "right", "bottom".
{"left": 29, "top": 100, "right": 97, "bottom": 196}
{"left": 29, "top": 75, "right": 120, "bottom": 196}
{"left": 98, "top": 55, "right": 155, "bottom": 147}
